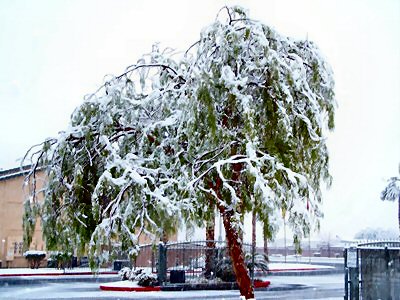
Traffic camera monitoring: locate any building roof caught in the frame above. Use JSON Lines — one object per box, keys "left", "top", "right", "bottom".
{"left": 0, "top": 165, "right": 32, "bottom": 182}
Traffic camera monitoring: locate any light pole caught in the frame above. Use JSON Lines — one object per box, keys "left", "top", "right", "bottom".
{"left": 218, "top": 212, "right": 222, "bottom": 242}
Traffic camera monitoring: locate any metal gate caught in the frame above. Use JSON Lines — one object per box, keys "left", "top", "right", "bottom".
{"left": 344, "top": 240, "right": 400, "bottom": 300}
{"left": 131, "top": 240, "right": 257, "bottom": 285}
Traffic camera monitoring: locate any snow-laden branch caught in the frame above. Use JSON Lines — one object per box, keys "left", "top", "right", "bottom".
{"left": 22, "top": 7, "right": 335, "bottom": 278}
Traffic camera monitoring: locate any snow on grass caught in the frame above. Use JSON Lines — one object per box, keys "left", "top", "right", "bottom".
{"left": 101, "top": 280, "right": 142, "bottom": 288}
{"left": 268, "top": 262, "right": 334, "bottom": 271}
{"left": 0, "top": 267, "right": 115, "bottom": 276}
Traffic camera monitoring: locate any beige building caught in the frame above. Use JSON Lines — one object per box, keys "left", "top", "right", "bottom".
{"left": 0, "top": 166, "right": 45, "bottom": 268}
{"left": 0, "top": 166, "right": 178, "bottom": 268}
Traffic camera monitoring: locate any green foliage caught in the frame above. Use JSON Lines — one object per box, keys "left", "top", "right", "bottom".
{"left": 22, "top": 6, "right": 335, "bottom": 270}
{"left": 49, "top": 251, "right": 73, "bottom": 269}
{"left": 185, "top": 7, "right": 335, "bottom": 246}
{"left": 22, "top": 199, "right": 36, "bottom": 250}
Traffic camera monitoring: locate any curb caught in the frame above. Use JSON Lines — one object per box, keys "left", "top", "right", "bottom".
{"left": 100, "top": 284, "right": 161, "bottom": 292}
{"left": 99, "top": 280, "right": 270, "bottom": 292}
{"left": 0, "top": 274, "right": 120, "bottom": 286}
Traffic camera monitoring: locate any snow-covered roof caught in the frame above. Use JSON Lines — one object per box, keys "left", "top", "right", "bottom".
{"left": 0, "top": 165, "right": 32, "bottom": 182}
{"left": 23, "top": 250, "right": 47, "bottom": 256}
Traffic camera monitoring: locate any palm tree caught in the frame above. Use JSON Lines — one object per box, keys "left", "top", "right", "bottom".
{"left": 380, "top": 166, "right": 400, "bottom": 237}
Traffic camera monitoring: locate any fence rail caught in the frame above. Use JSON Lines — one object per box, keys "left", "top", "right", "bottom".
{"left": 357, "top": 240, "right": 400, "bottom": 248}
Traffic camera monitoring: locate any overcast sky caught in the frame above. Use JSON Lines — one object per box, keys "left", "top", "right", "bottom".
{"left": 0, "top": 0, "right": 399, "bottom": 240}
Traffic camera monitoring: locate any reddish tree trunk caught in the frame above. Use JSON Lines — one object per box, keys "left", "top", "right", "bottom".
{"left": 218, "top": 206, "right": 254, "bottom": 299}
{"left": 212, "top": 172, "right": 254, "bottom": 299}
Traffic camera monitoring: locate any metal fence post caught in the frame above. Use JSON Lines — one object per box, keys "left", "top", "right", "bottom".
{"left": 344, "top": 248, "right": 348, "bottom": 300}
{"left": 158, "top": 243, "right": 167, "bottom": 285}
{"left": 384, "top": 246, "right": 391, "bottom": 299}
{"left": 348, "top": 247, "right": 359, "bottom": 300}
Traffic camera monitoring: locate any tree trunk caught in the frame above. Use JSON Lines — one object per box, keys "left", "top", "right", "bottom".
{"left": 205, "top": 212, "right": 216, "bottom": 279}
{"left": 161, "top": 229, "right": 168, "bottom": 244}
{"left": 211, "top": 174, "right": 254, "bottom": 299}
{"left": 237, "top": 197, "right": 245, "bottom": 243}
{"left": 219, "top": 205, "right": 255, "bottom": 299}
{"left": 252, "top": 209, "right": 256, "bottom": 251}
{"left": 263, "top": 220, "right": 269, "bottom": 256}
{"left": 263, "top": 238, "right": 268, "bottom": 256}
{"left": 251, "top": 208, "right": 256, "bottom": 282}
{"left": 398, "top": 197, "right": 400, "bottom": 238}
{"left": 283, "top": 217, "right": 287, "bottom": 263}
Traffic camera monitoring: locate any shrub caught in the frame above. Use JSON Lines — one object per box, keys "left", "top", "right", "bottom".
{"left": 49, "top": 252, "right": 73, "bottom": 269}
{"left": 118, "top": 267, "right": 132, "bottom": 281}
{"left": 118, "top": 267, "right": 158, "bottom": 286}
{"left": 216, "top": 257, "right": 236, "bottom": 282}
{"left": 136, "top": 271, "right": 157, "bottom": 287}
{"left": 24, "top": 250, "right": 46, "bottom": 269}
{"left": 216, "top": 252, "right": 269, "bottom": 282}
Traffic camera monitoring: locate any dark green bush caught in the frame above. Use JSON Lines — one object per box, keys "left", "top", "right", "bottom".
{"left": 24, "top": 251, "right": 46, "bottom": 269}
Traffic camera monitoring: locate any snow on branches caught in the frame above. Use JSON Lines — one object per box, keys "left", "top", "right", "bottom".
{"left": 23, "top": 6, "right": 335, "bottom": 271}
{"left": 23, "top": 45, "right": 188, "bottom": 266}
{"left": 184, "top": 6, "right": 335, "bottom": 243}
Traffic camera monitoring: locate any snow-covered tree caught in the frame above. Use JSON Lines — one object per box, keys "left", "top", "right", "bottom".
{"left": 23, "top": 7, "right": 335, "bottom": 299}
{"left": 23, "top": 46, "right": 189, "bottom": 267}
{"left": 380, "top": 164, "right": 400, "bottom": 237}
{"left": 181, "top": 7, "right": 335, "bottom": 298}
{"left": 354, "top": 227, "right": 399, "bottom": 240}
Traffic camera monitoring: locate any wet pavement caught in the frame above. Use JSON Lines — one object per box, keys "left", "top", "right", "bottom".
{"left": 0, "top": 273, "right": 344, "bottom": 299}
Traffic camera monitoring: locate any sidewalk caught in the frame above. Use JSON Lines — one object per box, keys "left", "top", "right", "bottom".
{"left": 0, "top": 267, "right": 117, "bottom": 277}
{"left": 268, "top": 262, "right": 335, "bottom": 272}
{"left": 0, "top": 268, "right": 119, "bottom": 286}
{"left": 0, "top": 268, "right": 118, "bottom": 277}
{"left": 267, "top": 262, "right": 340, "bottom": 276}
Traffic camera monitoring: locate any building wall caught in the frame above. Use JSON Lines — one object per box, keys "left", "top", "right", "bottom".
{"left": 0, "top": 167, "right": 45, "bottom": 268}
{"left": 0, "top": 167, "right": 177, "bottom": 268}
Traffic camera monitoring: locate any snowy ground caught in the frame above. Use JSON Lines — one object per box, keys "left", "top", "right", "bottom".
{"left": 268, "top": 262, "right": 334, "bottom": 271}
{"left": 0, "top": 262, "right": 333, "bottom": 277}
{"left": 0, "top": 263, "right": 343, "bottom": 299}
{"left": 0, "top": 274, "right": 344, "bottom": 299}
{"left": 268, "top": 255, "right": 343, "bottom": 265}
{"left": 97, "top": 262, "right": 334, "bottom": 290}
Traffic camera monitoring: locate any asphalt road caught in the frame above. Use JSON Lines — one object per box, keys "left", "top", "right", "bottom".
{"left": 0, "top": 274, "right": 344, "bottom": 300}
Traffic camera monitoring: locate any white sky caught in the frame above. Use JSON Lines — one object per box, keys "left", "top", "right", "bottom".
{"left": 0, "top": 0, "right": 399, "bottom": 240}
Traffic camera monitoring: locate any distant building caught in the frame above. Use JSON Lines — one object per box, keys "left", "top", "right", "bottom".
{"left": 0, "top": 166, "right": 45, "bottom": 268}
